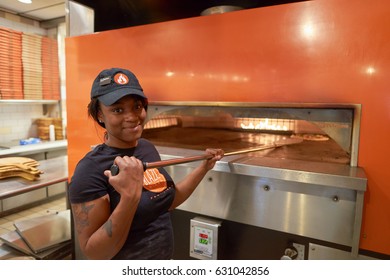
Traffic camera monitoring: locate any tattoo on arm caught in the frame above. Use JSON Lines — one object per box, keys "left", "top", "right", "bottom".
{"left": 74, "top": 203, "right": 94, "bottom": 234}
{"left": 74, "top": 203, "right": 113, "bottom": 238}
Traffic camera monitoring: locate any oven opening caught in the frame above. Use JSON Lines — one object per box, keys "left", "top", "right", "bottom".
{"left": 142, "top": 104, "right": 356, "bottom": 165}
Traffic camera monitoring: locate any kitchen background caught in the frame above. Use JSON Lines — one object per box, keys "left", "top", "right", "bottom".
{"left": 1, "top": 0, "right": 389, "bottom": 260}
{"left": 0, "top": 8, "right": 66, "bottom": 145}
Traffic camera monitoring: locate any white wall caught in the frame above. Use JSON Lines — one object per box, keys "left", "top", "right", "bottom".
{"left": 0, "top": 103, "right": 44, "bottom": 143}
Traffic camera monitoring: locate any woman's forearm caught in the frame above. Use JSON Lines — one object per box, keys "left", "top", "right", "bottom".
{"left": 79, "top": 196, "right": 139, "bottom": 259}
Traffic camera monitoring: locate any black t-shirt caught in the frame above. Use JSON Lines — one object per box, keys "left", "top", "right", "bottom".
{"left": 68, "top": 138, "right": 176, "bottom": 259}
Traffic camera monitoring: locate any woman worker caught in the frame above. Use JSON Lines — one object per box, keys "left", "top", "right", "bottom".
{"left": 68, "top": 68, "right": 224, "bottom": 260}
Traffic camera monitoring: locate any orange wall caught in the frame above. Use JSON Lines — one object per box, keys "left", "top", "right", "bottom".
{"left": 66, "top": 0, "right": 390, "bottom": 255}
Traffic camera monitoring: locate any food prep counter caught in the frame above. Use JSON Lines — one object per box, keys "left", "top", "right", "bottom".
{"left": 0, "top": 156, "right": 68, "bottom": 216}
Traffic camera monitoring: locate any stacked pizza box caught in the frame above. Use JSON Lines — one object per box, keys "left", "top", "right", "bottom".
{"left": 22, "top": 33, "right": 43, "bottom": 100}
{"left": 41, "top": 37, "right": 60, "bottom": 100}
{"left": 0, "top": 27, "right": 23, "bottom": 99}
{"left": 1, "top": 27, "right": 61, "bottom": 101}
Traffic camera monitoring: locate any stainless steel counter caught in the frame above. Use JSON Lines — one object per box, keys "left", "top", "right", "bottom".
{"left": 0, "top": 140, "right": 67, "bottom": 157}
{"left": 0, "top": 156, "right": 70, "bottom": 259}
{"left": 0, "top": 156, "right": 68, "bottom": 200}
{"left": 0, "top": 156, "right": 68, "bottom": 218}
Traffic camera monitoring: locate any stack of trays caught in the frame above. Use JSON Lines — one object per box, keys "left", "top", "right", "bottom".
{"left": 22, "top": 33, "right": 43, "bottom": 100}
{"left": 0, "top": 27, "right": 23, "bottom": 99}
{"left": 41, "top": 37, "right": 60, "bottom": 100}
{"left": 36, "top": 117, "right": 53, "bottom": 141}
{"left": 52, "top": 117, "right": 64, "bottom": 140}
{"left": 36, "top": 117, "right": 64, "bottom": 141}
{"left": 0, "top": 210, "right": 72, "bottom": 260}
{"left": 0, "top": 157, "right": 43, "bottom": 181}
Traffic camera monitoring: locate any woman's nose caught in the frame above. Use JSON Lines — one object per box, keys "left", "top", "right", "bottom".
{"left": 124, "top": 111, "right": 137, "bottom": 120}
{"left": 123, "top": 107, "right": 141, "bottom": 121}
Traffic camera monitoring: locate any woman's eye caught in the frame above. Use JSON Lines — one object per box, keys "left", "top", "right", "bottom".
{"left": 112, "top": 108, "right": 123, "bottom": 113}
{"left": 134, "top": 102, "right": 143, "bottom": 111}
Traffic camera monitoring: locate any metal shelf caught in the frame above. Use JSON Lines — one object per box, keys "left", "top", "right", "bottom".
{"left": 0, "top": 99, "right": 59, "bottom": 104}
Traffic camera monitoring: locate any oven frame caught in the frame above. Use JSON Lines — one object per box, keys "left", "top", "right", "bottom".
{"left": 146, "top": 102, "right": 366, "bottom": 258}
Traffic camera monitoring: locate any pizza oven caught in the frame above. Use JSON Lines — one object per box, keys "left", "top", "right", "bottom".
{"left": 142, "top": 102, "right": 367, "bottom": 260}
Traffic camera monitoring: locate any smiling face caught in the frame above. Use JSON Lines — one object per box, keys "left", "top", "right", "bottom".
{"left": 98, "top": 95, "right": 147, "bottom": 148}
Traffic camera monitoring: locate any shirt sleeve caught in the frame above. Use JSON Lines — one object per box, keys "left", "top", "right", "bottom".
{"left": 68, "top": 157, "right": 109, "bottom": 204}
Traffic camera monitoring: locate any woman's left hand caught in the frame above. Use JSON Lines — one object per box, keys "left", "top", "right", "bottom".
{"left": 203, "top": 148, "right": 224, "bottom": 171}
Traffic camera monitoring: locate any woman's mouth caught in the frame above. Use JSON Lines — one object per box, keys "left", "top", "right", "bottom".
{"left": 123, "top": 123, "right": 141, "bottom": 131}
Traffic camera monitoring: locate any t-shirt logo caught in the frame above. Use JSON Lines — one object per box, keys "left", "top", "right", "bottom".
{"left": 113, "top": 73, "right": 129, "bottom": 85}
{"left": 143, "top": 168, "right": 168, "bottom": 193}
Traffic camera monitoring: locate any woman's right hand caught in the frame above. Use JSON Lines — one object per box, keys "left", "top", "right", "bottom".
{"left": 104, "top": 156, "right": 144, "bottom": 201}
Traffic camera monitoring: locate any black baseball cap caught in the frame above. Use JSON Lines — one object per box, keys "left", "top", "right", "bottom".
{"left": 90, "top": 68, "right": 147, "bottom": 106}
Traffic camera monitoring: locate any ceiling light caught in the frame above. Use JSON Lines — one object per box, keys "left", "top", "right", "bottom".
{"left": 18, "top": 0, "right": 32, "bottom": 4}
{"left": 201, "top": 6, "right": 243, "bottom": 16}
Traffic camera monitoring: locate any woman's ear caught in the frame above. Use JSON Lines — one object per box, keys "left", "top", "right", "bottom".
{"left": 97, "top": 111, "right": 103, "bottom": 123}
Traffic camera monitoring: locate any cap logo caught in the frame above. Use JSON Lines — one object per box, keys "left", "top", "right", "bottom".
{"left": 99, "top": 76, "right": 111, "bottom": 86}
{"left": 114, "top": 73, "right": 129, "bottom": 85}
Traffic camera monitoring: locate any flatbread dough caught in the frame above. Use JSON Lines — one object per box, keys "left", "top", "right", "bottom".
{"left": 291, "top": 134, "right": 329, "bottom": 141}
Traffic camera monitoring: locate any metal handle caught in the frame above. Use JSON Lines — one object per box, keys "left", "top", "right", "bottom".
{"left": 109, "top": 138, "right": 302, "bottom": 176}
{"left": 110, "top": 154, "right": 211, "bottom": 175}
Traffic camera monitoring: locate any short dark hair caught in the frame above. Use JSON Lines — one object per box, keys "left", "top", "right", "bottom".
{"left": 87, "top": 98, "right": 103, "bottom": 128}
